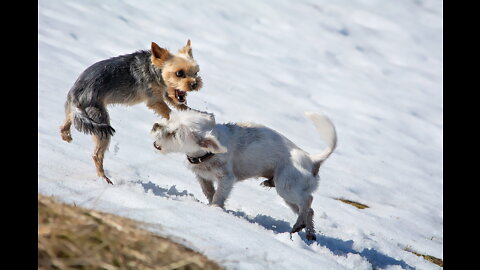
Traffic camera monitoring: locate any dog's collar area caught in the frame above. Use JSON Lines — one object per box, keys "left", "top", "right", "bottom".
{"left": 187, "top": 152, "right": 215, "bottom": 164}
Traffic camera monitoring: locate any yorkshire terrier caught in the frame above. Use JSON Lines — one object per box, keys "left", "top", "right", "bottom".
{"left": 60, "top": 40, "right": 203, "bottom": 184}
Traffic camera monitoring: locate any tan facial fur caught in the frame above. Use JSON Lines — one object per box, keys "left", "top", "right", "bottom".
{"left": 151, "top": 41, "right": 203, "bottom": 105}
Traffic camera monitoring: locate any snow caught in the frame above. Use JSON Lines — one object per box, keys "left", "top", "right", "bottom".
{"left": 38, "top": 0, "right": 443, "bottom": 269}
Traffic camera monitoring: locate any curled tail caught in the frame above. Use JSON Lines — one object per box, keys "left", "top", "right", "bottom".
{"left": 72, "top": 105, "right": 115, "bottom": 139}
{"left": 304, "top": 111, "right": 337, "bottom": 176}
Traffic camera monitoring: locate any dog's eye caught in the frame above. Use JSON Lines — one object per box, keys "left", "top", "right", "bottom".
{"left": 166, "top": 131, "right": 176, "bottom": 138}
{"left": 176, "top": 70, "right": 185, "bottom": 78}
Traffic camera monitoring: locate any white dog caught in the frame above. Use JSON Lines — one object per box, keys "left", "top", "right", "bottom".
{"left": 151, "top": 109, "right": 337, "bottom": 240}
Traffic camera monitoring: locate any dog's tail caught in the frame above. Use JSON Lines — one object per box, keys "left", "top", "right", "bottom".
{"left": 72, "top": 105, "right": 115, "bottom": 139}
{"left": 305, "top": 111, "right": 337, "bottom": 176}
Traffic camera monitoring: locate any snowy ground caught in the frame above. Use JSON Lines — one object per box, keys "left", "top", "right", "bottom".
{"left": 38, "top": 0, "right": 442, "bottom": 269}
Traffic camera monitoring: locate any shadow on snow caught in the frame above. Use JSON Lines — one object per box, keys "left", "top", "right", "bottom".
{"left": 228, "top": 209, "right": 415, "bottom": 270}
{"left": 135, "top": 180, "right": 196, "bottom": 200}
{"left": 135, "top": 181, "right": 415, "bottom": 270}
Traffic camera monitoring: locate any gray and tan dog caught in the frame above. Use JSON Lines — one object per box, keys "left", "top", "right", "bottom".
{"left": 150, "top": 109, "right": 337, "bottom": 240}
{"left": 60, "top": 40, "right": 202, "bottom": 184}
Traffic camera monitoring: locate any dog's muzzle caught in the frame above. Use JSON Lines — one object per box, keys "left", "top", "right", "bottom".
{"left": 153, "top": 141, "right": 162, "bottom": 150}
{"left": 190, "top": 81, "right": 198, "bottom": 90}
{"left": 175, "top": 89, "right": 187, "bottom": 104}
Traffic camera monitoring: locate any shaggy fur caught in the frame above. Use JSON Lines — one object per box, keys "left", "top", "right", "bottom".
{"left": 150, "top": 110, "right": 337, "bottom": 240}
{"left": 60, "top": 40, "right": 203, "bottom": 184}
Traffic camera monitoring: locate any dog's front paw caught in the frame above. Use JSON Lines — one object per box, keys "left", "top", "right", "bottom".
{"left": 60, "top": 130, "right": 72, "bottom": 142}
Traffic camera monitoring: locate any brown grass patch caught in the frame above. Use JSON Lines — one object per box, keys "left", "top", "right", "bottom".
{"left": 404, "top": 247, "right": 443, "bottom": 267}
{"left": 334, "top": 198, "right": 369, "bottom": 209}
{"left": 38, "top": 194, "right": 223, "bottom": 270}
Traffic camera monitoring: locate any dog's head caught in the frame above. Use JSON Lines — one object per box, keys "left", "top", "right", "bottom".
{"left": 151, "top": 110, "right": 226, "bottom": 155}
{"left": 151, "top": 40, "right": 203, "bottom": 105}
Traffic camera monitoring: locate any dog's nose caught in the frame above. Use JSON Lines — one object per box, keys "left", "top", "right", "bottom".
{"left": 190, "top": 82, "right": 198, "bottom": 90}
{"left": 153, "top": 141, "right": 162, "bottom": 150}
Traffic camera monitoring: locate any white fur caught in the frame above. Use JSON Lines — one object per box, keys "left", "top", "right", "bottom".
{"left": 151, "top": 109, "right": 337, "bottom": 239}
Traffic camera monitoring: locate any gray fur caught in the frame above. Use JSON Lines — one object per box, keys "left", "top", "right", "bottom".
{"left": 72, "top": 106, "right": 115, "bottom": 139}
{"left": 65, "top": 50, "right": 163, "bottom": 137}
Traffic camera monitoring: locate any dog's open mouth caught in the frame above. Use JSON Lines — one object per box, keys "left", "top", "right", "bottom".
{"left": 175, "top": 89, "right": 187, "bottom": 104}
{"left": 153, "top": 141, "right": 162, "bottom": 150}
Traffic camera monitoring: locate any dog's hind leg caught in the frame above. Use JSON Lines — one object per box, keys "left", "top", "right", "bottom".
{"left": 291, "top": 195, "right": 316, "bottom": 240}
{"left": 75, "top": 104, "right": 114, "bottom": 184}
{"left": 284, "top": 200, "right": 299, "bottom": 214}
{"left": 303, "top": 196, "right": 316, "bottom": 241}
{"left": 60, "top": 101, "right": 73, "bottom": 142}
{"left": 92, "top": 134, "right": 113, "bottom": 184}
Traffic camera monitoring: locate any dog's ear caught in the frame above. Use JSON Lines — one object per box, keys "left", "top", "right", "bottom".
{"left": 178, "top": 39, "right": 193, "bottom": 58}
{"left": 151, "top": 122, "right": 163, "bottom": 133}
{"left": 151, "top": 42, "right": 171, "bottom": 66}
{"left": 198, "top": 135, "right": 227, "bottom": 153}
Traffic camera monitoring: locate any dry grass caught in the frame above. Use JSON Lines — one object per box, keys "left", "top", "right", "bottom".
{"left": 38, "top": 194, "right": 223, "bottom": 270}
{"left": 334, "top": 198, "right": 369, "bottom": 209}
{"left": 404, "top": 247, "right": 443, "bottom": 267}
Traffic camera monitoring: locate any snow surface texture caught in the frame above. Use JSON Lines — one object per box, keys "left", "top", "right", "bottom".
{"left": 38, "top": 0, "right": 442, "bottom": 269}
